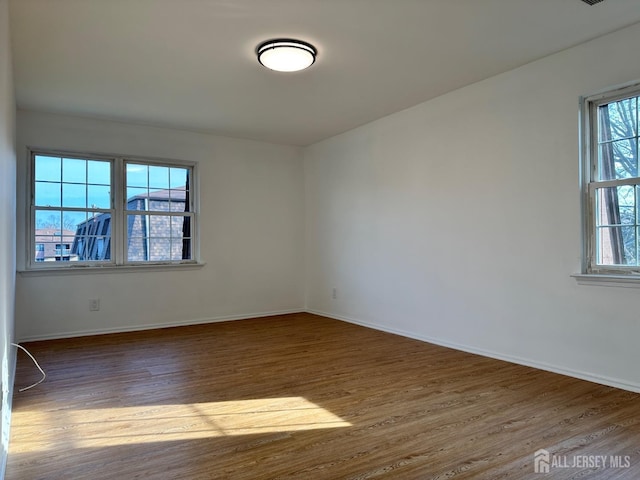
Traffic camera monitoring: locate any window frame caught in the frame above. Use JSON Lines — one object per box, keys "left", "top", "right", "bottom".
{"left": 580, "top": 81, "right": 640, "bottom": 277}
{"left": 26, "top": 148, "right": 199, "bottom": 272}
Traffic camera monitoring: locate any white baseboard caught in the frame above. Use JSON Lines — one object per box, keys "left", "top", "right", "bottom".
{"left": 17, "top": 309, "right": 304, "bottom": 343}
{"left": 306, "top": 309, "right": 640, "bottom": 394}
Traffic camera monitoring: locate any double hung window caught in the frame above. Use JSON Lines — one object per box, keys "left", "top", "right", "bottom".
{"left": 29, "top": 150, "right": 197, "bottom": 270}
{"left": 582, "top": 83, "right": 640, "bottom": 275}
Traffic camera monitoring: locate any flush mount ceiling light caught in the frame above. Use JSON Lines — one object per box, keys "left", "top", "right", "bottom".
{"left": 256, "top": 39, "right": 317, "bottom": 72}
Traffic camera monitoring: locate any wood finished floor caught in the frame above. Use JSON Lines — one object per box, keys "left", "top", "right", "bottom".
{"left": 7, "top": 313, "right": 640, "bottom": 479}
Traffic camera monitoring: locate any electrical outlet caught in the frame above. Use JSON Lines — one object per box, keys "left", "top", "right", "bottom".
{"left": 332, "top": 288, "right": 337, "bottom": 299}
{"left": 89, "top": 298, "right": 100, "bottom": 311}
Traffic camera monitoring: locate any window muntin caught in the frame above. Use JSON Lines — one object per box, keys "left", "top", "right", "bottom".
{"left": 583, "top": 84, "right": 640, "bottom": 274}
{"left": 29, "top": 150, "right": 197, "bottom": 269}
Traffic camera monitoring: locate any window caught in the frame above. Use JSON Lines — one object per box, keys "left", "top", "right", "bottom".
{"left": 35, "top": 243, "right": 44, "bottom": 262}
{"left": 55, "top": 243, "right": 71, "bottom": 261}
{"left": 124, "top": 162, "right": 193, "bottom": 262}
{"left": 29, "top": 150, "right": 197, "bottom": 270}
{"left": 582, "top": 83, "right": 640, "bottom": 275}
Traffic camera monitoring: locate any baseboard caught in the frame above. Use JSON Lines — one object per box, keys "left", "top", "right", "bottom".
{"left": 306, "top": 309, "right": 640, "bottom": 394}
{"left": 17, "top": 308, "right": 304, "bottom": 343}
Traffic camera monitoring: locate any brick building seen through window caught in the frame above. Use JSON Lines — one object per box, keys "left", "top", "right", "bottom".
{"left": 71, "top": 186, "right": 187, "bottom": 262}
{"left": 34, "top": 229, "right": 77, "bottom": 262}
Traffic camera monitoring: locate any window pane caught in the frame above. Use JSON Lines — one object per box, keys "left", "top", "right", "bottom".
{"left": 595, "top": 186, "right": 636, "bottom": 226}
{"left": 598, "top": 139, "right": 638, "bottom": 180}
{"left": 63, "top": 211, "right": 86, "bottom": 233}
{"left": 597, "top": 226, "right": 637, "bottom": 266}
{"left": 87, "top": 236, "right": 111, "bottom": 261}
{"left": 126, "top": 163, "right": 148, "bottom": 188}
{"left": 169, "top": 167, "right": 187, "bottom": 189}
{"left": 149, "top": 165, "right": 169, "bottom": 189}
{"left": 88, "top": 185, "right": 110, "bottom": 209}
{"left": 87, "top": 160, "right": 111, "bottom": 185}
{"left": 148, "top": 215, "right": 171, "bottom": 237}
{"left": 35, "top": 209, "right": 61, "bottom": 231}
{"left": 71, "top": 212, "right": 111, "bottom": 261}
{"left": 127, "top": 238, "right": 146, "bottom": 261}
{"left": 35, "top": 181, "right": 61, "bottom": 207}
{"left": 62, "top": 158, "right": 86, "bottom": 183}
{"left": 127, "top": 214, "right": 147, "bottom": 261}
{"left": 149, "top": 238, "right": 171, "bottom": 261}
{"left": 171, "top": 215, "right": 190, "bottom": 237}
{"left": 62, "top": 183, "right": 86, "bottom": 208}
{"left": 127, "top": 214, "right": 146, "bottom": 236}
{"left": 126, "top": 187, "right": 148, "bottom": 209}
{"left": 598, "top": 97, "right": 637, "bottom": 142}
{"left": 35, "top": 155, "right": 61, "bottom": 182}
{"left": 149, "top": 192, "right": 168, "bottom": 212}
{"left": 597, "top": 96, "right": 639, "bottom": 181}
{"left": 169, "top": 188, "right": 188, "bottom": 212}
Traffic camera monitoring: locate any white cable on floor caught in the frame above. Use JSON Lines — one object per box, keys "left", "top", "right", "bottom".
{"left": 11, "top": 343, "right": 46, "bottom": 392}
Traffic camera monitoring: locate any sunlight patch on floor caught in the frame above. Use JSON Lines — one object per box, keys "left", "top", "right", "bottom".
{"left": 11, "top": 397, "right": 351, "bottom": 452}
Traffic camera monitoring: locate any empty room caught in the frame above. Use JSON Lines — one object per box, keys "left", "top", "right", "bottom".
{"left": 2, "top": 0, "right": 640, "bottom": 479}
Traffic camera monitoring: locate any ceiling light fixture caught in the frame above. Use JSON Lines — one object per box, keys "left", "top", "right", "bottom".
{"left": 256, "top": 39, "right": 317, "bottom": 72}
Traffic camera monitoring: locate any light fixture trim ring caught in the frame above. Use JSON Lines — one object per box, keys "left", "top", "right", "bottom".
{"left": 256, "top": 38, "right": 318, "bottom": 72}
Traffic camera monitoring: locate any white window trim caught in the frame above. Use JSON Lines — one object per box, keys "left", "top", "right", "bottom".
{"left": 577, "top": 80, "right": 640, "bottom": 285}
{"left": 572, "top": 273, "right": 640, "bottom": 288}
{"left": 23, "top": 148, "right": 201, "bottom": 273}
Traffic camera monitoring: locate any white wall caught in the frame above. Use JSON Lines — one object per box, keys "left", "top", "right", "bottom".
{"left": 15, "top": 111, "right": 305, "bottom": 340}
{"left": 0, "top": 0, "right": 16, "bottom": 475}
{"left": 305, "top": 22, "right": 640, "bottom": 392}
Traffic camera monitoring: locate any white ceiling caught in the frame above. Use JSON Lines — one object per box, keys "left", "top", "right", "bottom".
{"left": 9, "top": 0, "right": 640, "bottom": 146}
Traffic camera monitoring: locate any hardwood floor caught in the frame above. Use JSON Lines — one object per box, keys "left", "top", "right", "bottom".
{"left": 6, "top": 313, "right": 640, "bottom": 479}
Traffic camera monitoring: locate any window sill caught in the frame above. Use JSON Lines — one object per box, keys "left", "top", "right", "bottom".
{"left": 18, "top": 262, "right": 206, "bottom": 277}
{"left": 572, "top": 273, "right": 640, "bottom": 288}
